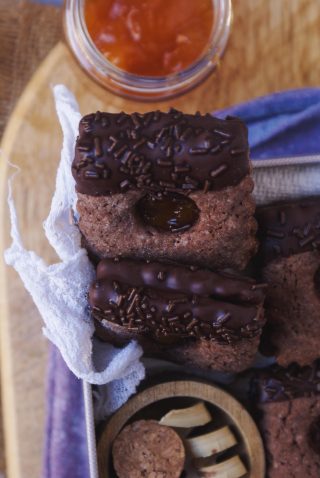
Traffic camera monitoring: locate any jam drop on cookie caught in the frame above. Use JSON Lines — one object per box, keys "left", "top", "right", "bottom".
{"left": 136, "top": 192, "right": 199, "bottom": 233}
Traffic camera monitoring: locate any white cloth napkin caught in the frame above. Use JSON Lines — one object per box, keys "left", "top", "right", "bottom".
{"left": 4, "top": 85, "right": 145, "bottom": 414}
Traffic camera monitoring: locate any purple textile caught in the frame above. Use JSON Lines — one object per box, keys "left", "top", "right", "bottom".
{"left": 44, "top": 346, "right": 89, "bottom": 478}
{"left": 43, "top": 88, "right": 320, "bottom": 478}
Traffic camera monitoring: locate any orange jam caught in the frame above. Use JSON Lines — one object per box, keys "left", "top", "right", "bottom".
{"left": 84, "top": 0, "right": 214, "bottom": 77}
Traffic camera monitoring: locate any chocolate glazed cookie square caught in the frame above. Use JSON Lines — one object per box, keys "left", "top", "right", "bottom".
{"left": 89, "top": 258, "right": 266, "bottom": 373}
{"left": 74, "top": 110, "right": 264, "bottom": 373}
{"left": 73, "top": 110, "right": 257, "bottom": 270}
{"left": 253, "top": 362, "right": 320, "bottom": 478}
{"left": 256, "top": 198, "right": 320, "bottom": 367}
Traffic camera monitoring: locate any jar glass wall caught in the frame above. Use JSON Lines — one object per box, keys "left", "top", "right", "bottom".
{"left": 64, "top": 0, "right": 232, "bottom": 101}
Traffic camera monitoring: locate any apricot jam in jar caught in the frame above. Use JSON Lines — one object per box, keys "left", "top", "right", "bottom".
{"left": 64, "top": 0, "right": 232, "bottom": 100}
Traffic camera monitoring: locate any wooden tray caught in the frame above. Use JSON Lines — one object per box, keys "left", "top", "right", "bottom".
{"left": 0, "top": 41, "right": 235, "bottom": 478}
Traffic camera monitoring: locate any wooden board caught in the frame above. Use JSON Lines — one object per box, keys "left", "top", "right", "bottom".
{"left": 1, "top": 1, "right": 320, "bottom": 476}
{"left": 0, "top": 2, "right": 62, "bottom": 475}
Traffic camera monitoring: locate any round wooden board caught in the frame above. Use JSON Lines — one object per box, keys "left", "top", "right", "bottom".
{"left": 1, "top": 2, "right": 320, "bottom": 475}
{"left": 0, "top": 41, "right": 247, "bottom": 478}
{"left": 98, "top": 381, "right": 265, "bottom": 478}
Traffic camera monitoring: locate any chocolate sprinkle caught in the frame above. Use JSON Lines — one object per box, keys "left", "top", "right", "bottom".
{"left": 213, "top": 129, "right": 232, "bottom": 138}
{"left": 210, "top": 164, "right": 227, "bottom": 178}
{"left": 157, "top": 271, "right": 166, "bottom": 281}
{"left": 77, "top": 144, "right": 91, "bottom": 152}
{"left": 266, "top": 229, "right": 285, "bottom": 239}
{"left": 203, "top": 180, "right": 211, "bottom": 194}
{"left": 84, "top": 170, "right": 99, "bottom": 179}
{"left": 114, "top": 145, "right": 128, "bottom": 159}
{"left": 189, "top": 147, "right": 209, "bottom": 155}
{"left": 94, "top": 137, "right": 103, "bottom": 157}
{"left": 231, "top": 148, "right": 246, "bottom": 156}
{"left": 120, "top": 179, "right": 131, "bottom": 190}
{"left": 299, "top": 234, "right": 315, "bottom": 247}
{"left": 157, "top": 159, "right": 172, "bottom": 167}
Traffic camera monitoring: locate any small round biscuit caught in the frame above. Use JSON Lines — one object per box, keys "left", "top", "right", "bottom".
{"left": 112, "top": 419, "right": 185, "bottom": 478}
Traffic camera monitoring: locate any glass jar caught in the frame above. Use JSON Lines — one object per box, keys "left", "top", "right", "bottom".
{"left": 64, "top": 0, "right": 232, "bottom": 101}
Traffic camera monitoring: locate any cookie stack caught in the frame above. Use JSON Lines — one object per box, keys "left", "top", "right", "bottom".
{"left": 72, "top": 109, "right": 266, "bottom": 373}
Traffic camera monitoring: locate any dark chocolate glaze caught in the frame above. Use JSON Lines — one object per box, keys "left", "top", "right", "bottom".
{"left": 72, "top": 109, "right": 250, "bottom": 196}
{"left": 89, "top": 258, "right": 265, "bottom": 345}
{"left": 254, "top": 361, "right": 320, "bottom": 403}
{"left": 256, "top": 198, "right": 320, "bottom": 264}
{"left": 95, "top": 258, "right": 266, "bottom": 304}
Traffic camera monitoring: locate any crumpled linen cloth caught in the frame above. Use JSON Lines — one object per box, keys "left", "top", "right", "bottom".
{"left": 5, "top": 86, "right": 145, "bottom": 390}
{"left": 3, "top": 85, "right": 145, "bottom": 476}
{"left": 33, "top": 88, "right": 320, "bottom": 477}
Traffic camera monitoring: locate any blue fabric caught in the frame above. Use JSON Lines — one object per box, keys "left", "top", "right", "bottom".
{"left": 33, "top": 0, "right": 63, "bottom": 4}
{"left": 216, "top": 88, "right": 320, "bottom": 158}
{"left": 43, "top": 88, "right": 320, "bottom": 478}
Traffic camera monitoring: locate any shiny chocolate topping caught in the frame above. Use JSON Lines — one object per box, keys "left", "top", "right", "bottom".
{"left": 72, "top": 110, "right": 250, "bottom": 196}
{"left": 89, "top": 258, "right": 265, "bottom": 345}
{"left": 254, "top": 361, "right": 320, "bottom": 403}
{"left": 256, "top": 198, "right": 320, "bottom": 264}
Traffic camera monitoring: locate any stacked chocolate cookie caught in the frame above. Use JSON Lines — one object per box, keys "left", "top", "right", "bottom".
{"left": 253, "top": 361, "right": 320, "bottom": 477}
{"left": 74, "top": 110, "right": 257, "bottom": 269}
{"left": 89, "top": 258, "right": 265, "bottom": 372}
{"left": 72, "top": 109, "right": 265, "bottom": 373}
{"left": 256, "top": 199, "right": 320, "bottom": 366}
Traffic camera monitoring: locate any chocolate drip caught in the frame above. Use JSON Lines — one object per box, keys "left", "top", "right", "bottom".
{"left": 89, "top": 258, "right": 265, "bottom": 345}
{"left": 73, "top": 110, "right": 250, "bottom": 195}
{"left": 256, "top": 198, "right": 320, "bottom": 264}
{"left": 254, "top": 361, "right": 320, "bottom": 403}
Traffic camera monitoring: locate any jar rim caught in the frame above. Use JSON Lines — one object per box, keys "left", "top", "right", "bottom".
{"left": 65, "top": 0, "right": 232, "bottom": 99}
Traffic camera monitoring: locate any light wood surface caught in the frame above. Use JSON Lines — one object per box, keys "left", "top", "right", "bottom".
{"left": 98, "top": 381, "right": 265, "bottom": 478}
{"left": 1, "top": 1, "right": 320, "bottom": 477}
{"left": 0, "top": 2, "right": 62, "bottom": 476}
